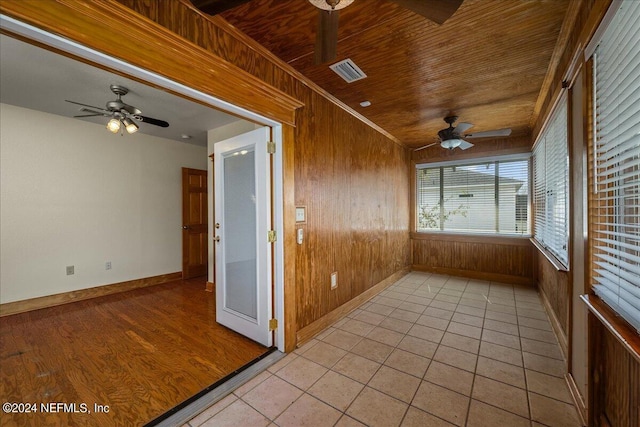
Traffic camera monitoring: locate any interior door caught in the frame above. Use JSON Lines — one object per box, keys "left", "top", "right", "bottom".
{"left": 182, "top": 168, "right": 208, "bottom": 279}
{"left": 214, "top": 127, "right": 272, "bottom": 347}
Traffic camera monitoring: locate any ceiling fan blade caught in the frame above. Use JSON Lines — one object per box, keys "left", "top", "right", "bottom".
{"left": 189, "top": 0, "right": 253, "bottom": 15}
{"left": 74, "top": 114, "right": 104, "bottom": 118}
{"left": 391, "top": 0, "right": 463, "bottom": 25}
{"left": 453, "top": 122, "right": 474, "bottom": 134}
{"left": 465, "top": 128, "right": 512, "bottom": 138}
{"left": 314, "top": 9, "right": 339, "bottom": 65}
{"left": 414, "top": 142, "right": 437, "bottom": 151}
{"left": 135, "top": 115, "right": 170, "bottom": 128}
{"left": 65, "top": 99, "right": 107, "bottom": 112}
{"left": 458, "top": 140, "right": 474, "bottom": 150}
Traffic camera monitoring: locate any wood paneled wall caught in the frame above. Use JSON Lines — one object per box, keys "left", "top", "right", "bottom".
{"left": 411, "top": 234, "right": 535, "bottom": 286}
{"left": 536, "top": 255, "right": 570, "bottom": 357}
{"left": 114, "top": 0, "right": 412, "bottom": 331}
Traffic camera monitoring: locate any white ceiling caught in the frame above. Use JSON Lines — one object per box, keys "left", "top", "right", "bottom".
{"left": 0, "top": 34, "right": 244, "bottom": 147}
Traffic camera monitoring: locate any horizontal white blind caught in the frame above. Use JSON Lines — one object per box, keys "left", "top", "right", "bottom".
{"left": 533, "top": 96, "right": 569, "bottom": 266}
{"left": 591, "top": 0, "right": 640, "bottom": 332}
{"left": 416, "top": 158, "right": 529, "bottom": 235}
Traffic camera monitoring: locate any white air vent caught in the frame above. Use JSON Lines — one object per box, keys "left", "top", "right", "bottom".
{"left": 330, "top": 58, "right": 367, "bottom": 83}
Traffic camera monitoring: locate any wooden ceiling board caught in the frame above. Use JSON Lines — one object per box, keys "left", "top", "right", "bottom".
{"left": 211, "top": 0, "right": 571, "bottom": 149}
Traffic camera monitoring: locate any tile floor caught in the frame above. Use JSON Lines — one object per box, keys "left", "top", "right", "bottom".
{"left": 185, "top": 272, "right": 582, "bottom": 427}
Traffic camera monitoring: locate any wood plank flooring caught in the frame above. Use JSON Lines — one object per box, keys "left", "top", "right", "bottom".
{"left": 0, "top": 278, "right": 268, "bottom": 426}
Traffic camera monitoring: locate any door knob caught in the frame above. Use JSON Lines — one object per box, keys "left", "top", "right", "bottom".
{"left": 182, "top": 225, "right": 191, "bottom": 230}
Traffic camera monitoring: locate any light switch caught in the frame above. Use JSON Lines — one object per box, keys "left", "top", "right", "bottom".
{"left": 295, "top": 207, "right": 306, "bottom": 222}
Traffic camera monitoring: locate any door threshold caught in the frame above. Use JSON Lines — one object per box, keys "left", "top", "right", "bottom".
{"left": 146, "top": 347, "right": 283, "bottom": 427}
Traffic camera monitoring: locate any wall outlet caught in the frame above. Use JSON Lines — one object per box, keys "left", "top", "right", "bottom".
{"left": 331, "top": 271, "right": 338, "bottom": 290}
{"left": 105, "top": 261, "right": 112, "bottom": 270}
{"left": 66, "top": 265, "right": 74, "bottom": 275}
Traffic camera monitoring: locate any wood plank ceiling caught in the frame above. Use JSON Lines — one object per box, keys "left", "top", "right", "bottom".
{"left": 194, "top": 0, "right": 571, "bottom": 149}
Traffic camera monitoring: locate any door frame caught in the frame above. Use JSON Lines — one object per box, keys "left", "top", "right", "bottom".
{"left": 0, "top": 15, "right": 288, "bottom": 352}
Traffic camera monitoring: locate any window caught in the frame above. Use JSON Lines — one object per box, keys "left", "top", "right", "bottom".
{"left": 532, "top": 96, "right": 569, "bottom": 267}
{"left": 589, "top": 0, "right": 640, "bottom": 332}
{"left": 416, "top": 156, "right": 530, "bottom": 235}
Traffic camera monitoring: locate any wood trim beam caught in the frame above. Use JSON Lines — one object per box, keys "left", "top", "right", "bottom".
{"left": 0, "top": 272, "right": 182, "bottom": 317}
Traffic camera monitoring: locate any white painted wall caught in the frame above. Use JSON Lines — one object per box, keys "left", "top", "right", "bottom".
{"left": 0, "top": 103, "right": 208, "bottom": 303}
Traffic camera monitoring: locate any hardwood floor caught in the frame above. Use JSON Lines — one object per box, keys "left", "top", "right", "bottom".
{"left": 0, "top": 278, "right": 268, "bottom": 426}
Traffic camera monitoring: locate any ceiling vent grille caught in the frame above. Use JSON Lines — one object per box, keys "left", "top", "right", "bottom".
{"left": 330, "top": 58, "right": 367, "bottom": 83}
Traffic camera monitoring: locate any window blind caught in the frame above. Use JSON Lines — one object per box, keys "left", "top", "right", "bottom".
{"left": 533, "top": 96, "right": 569, "bottom": 266}
{"left": 591, "top": 0, "right": 640, "bottom": 332}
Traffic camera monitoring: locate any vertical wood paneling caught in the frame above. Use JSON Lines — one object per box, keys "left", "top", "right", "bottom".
{"left": 537, "top": 254, "right": 570, "bottom": 350}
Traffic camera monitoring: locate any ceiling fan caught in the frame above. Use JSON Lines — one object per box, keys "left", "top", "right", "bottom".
{"left": 414, "top": 116, "right": 512, "bottom": 151}
{"left": 66, "top": 85, "right": 169, "bottom": 134}
{"left": 309, "top": 0, "right": 464, "bottom": 64}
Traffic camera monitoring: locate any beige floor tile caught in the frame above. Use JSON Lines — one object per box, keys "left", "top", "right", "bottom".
{"left": 242, "top": 375, "right": 303, "bottom": 420}
{"left": 429, "top": 300, "right": 459, "bottom": 312}
{"left": 482, "top": 329, "right": 521, "bottom": 350}
{"left": 300, "top": 341, "right": 347, "bottom": 368}
{"left": 526, "top": 369, "right": 573, "bottom": 403}
{"left": 275, "top": 356, "right": 328, "bottom": 390}
{"left": 401, "top": 406, "right": 456, "bottom": 426}
{"left": 332, "top": 352, "right": 382, "bottom": 384}
{"left": 368, "top": 365, "right": 421, "bottom": 403}
{"left": 386, "top": 291, "right": 412, "bottom": 301}
{"left": 516, "top": 301, "right": 545, "bottom": 312}
{"left": 416, "top": 314, "right": 450, "bottom": 330}
{"left": 518, "top": 308, "right": 549, "bottom": 320}
{"left": 466, "top": 399, "right": 530, "bottom": 427}
{"left": 483, "top": 318, "right": 519, "bottom": 336}
{"left": 397, "top": 301, "right": 428, "bottom": 314}
{"left": 432, "top": 345, "right": 478, "bottom": 373}
{"left": 308, "top": 370, "right": 364, "bottom": 411}
{"left": 188, "top": 394, "right": 237, "bottom": 426}
{"left": 346, "top": 386, "right": 409, "bottom": 427}
{"left": 451, "top": 312, "right": 484, "bottom": 328}
{"left": 200, "top": 399, "right": 270, "bottom": 427}
{"left": 347, "top": 308, "right": 364, "bottom": 319}
{"left": 379, "top": 317, "right": 414, "bottom": 334}
{"left": 423, "top": 306, "right": 455, "bottom": 320}
{"left": 439, "top": 288, "right": 464, "bottom": 297}
{"left": 376, "top": 296, "right": 404, "bottom": 308}
{"left": 440, "top": 332, "right": 480, "bottom": 354}
{"left": 408, "top": 324, "right": 445, "bottom": 344}
{"left": 523, "top": 352, "right": 566, "bottom": 377}
{"left": 455, "top": 305, "right": 486, "bottom": 318}
{"left": 366, "top": 326, "right": 405, "bottom": 347}
{"left": 335, "top": 415, "right": 367, "bottom": 426}
{"left": 521, "top": 337, "right": 564, "bottom": 360}
{"left": 479, "top": 341, "right": 523, "bottom": 367}
{"left": 294, "top": 339, "right": 319, "bottom": 355}
{"left": 409, "top": 295, "right": 433, "bottom": 306}
{"left": 339, "top": 319, "right": 377, "bottom": 337}
{"left": 315, "top": 327, "right": 335, "bottom": 341}
{"left": 412, "top": 381, "right": 469, "bottom": 426}
{"left": 434, "top": 294, "right": 461, "bottom": 304}
{"left": 484, "top": 310, "right": 518, "bottom": 324}
{"left": 518, "top": 316, "right": 553, "bottom": 331}
{"left": 447, "top": 321, "right": 483, "bottom": 339}
{"left": 472, "top": 376, "right": 529, "bottom": 418}
{"left": 397, "top": 335, "right": 438, "bottom": 359}
{"left": 364, "top": 303, "right": 396, "bottom": 317}
{"left": 475, "top": 356, "right": 525, "bottom": 388}
{"left": 519, "top": 325, "right": 558, "bottom": 343}
{"left": 384, "top": 348, "right": 431, "bottom": 378}
{"left": 424, "top": 361, "right": 474, "bottom": 396}
{"left": 529, "top": 392, "right": 581, "bottom": 427}
{"left": 458, "top": 298, "right": 488, "bottom": 309}
{"left": 389, "top": 308, "right": 421, "bottom": 322}
{"left": 353, "top": 310, "right": 386, "bottom": 326}
{"left": 350, "top": 338, "right": 395, "bottom": 363}
{"left": 233, "top": 370, "right": 272, "bottom": 397}
{"left": 274, "top": 393, "right": 342, "bottom": 427}
{"left": 322, "top": 329, "right": 362, "bottom": 351}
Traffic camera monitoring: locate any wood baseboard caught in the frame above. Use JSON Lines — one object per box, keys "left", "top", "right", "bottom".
{"left": 565, "top": 373, "right": 587, "bottom": 426}
{"left": 411, "top": 264, "right": 534, "bottom": 287}
{"left": 538, "top": 285, "right": 569, "bottom": 360}
{"left": 206, "top": 282, "right": 214, "bottom": 292}
{"left": 296, "top": 267, "right": 410, "bottom": 347}
{"left": 0, "top": 272, "right": 182, "bottom": 317}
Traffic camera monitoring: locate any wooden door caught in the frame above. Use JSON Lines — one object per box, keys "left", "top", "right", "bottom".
{"left": 182, "top": 168, "right": 208, "bottom": 279}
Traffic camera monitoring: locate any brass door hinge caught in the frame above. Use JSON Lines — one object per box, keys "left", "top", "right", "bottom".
{"left": 267, "top": 141, "right": 276, "bottom": 154}
{"left": 268, "top": 230, "right": 277, "bottom": 243}
{"left": 269, "top": 318, "right": 278, "bottom": 331}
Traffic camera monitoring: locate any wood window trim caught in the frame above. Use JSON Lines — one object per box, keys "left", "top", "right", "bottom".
{"left": 530, "top": 237, "right": 569, "bottom": 272}
{"left": 581, "top": 293, "right": 640, "bottom": 364}
{"left": 411, "top": 231, "right": 532, "bottom": 247}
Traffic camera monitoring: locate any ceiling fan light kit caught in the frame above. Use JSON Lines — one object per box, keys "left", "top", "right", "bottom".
{"left": 414, "top": 115, "right": 512, "bottom": 152}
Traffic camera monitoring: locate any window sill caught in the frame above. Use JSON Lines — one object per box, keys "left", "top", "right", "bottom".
{"left": 581, "top": 294, "right": 640, "bottom": 364}
{"left": 411, "top": 232, "right": 533, "bottom": 246}
{"left": 530, "top": 238, "right": 568, "bottom": 272}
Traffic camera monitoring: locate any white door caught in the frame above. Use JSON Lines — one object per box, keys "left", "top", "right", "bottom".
{"left": 214, "top": 127, "right": 272, "bottom": 347}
